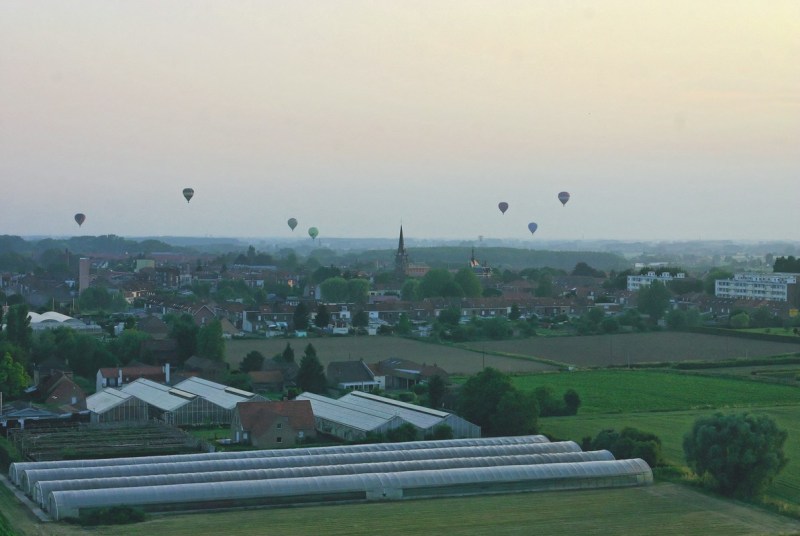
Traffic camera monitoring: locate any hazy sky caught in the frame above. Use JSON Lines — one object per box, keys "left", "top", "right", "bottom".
{"left": 1, "top": 1, "right": 798, "bottom": 242}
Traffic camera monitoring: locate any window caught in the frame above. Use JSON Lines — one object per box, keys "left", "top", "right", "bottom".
{"left": 276, "top": 437, "right": 282, "bottom": 443}
{"left": 276, "top": 422, "right": 282, "bottom": 429}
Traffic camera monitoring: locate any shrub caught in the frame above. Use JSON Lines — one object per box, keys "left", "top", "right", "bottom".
{"left": 0, "top": 437, "right": 21, "bottom": 472}
{"left": 70, "top": 506, "right": 147, "bottom": 526}
{"left": 589, "top": 427, "right": 665, "bottom": 467}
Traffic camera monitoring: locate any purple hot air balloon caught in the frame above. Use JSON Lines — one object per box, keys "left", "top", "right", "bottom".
{"left": 74, "top": 213, "right": 86, "bottom": 227}
{"left": 558, "top": 191, "right": 570, "bottom": 206}
{"left": 498, "top": 202, "right": 509, "bottom": 214}
{"left": 528, "top": 222, "right": 538, "bottom": 235}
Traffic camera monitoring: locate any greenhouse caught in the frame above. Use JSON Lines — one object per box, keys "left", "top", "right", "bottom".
{"left": 33, "top": 450, "right": 615, "bottom": 509}
{"left": 22, "top": 441, "right": 582, "bottom": 496}
{"left": 9, "top": 434, "right": 548, "bottom": 486}
{"left": 47, "top": 459, "right": 653, "bottom": 520}
{"left": 85, "top": 388, "right": 149, "bottom": 423}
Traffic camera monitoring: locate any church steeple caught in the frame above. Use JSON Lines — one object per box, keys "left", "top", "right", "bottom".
{"left": 395, "top": 226, "right": 409, "bottom": 281}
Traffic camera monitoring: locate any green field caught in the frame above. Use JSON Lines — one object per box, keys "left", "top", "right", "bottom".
{"left": 3, "top": 483, "right": 799, "bottom": 536}
{"left": 510, "top": 369, "right": 800, "bottom": 414}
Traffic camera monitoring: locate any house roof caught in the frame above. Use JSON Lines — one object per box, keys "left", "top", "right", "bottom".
{"left": 248, "top": 370, "right": 284, "bottom": 384}
{"left": 235, "top": 400, "right": 314, "bottom": 438}
{"left": 327, "top": 360, "right": 375, "bottom": 384}
{"left": 98, "top": 365, "right": 165, "bottom": 381}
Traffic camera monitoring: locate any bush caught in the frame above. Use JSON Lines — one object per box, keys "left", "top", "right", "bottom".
{"left": 0, "top": 437, "right": 21, "bottom": 472}
{"left": 683, "top": 412, "right": 787, "bottom": 498}
{"left": 589, "top": 427, "right": 664, "bottom": 467}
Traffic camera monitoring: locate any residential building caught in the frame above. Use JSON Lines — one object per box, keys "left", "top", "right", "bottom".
{"left": 627, "top": 271, "right": 686, "bottom": 291}
{"left": 231, "top": 400, "right": 316, "bottom": 448}
{"left": 715, "top": 272, "right": 799, "bottom": 305}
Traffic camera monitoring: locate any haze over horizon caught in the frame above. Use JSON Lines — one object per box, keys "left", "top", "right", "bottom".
{"left": 2, "top": 2, "right": 798, "bottom": 242}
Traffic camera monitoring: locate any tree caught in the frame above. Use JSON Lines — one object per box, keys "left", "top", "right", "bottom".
{"left": 352, "top": 310, "right": 369, "bottom": 329}
{"left": 196, "top": 319, "right": 225, "bottom": 361}
{"left": 4, "top": 304, "right": 32, "bottom": 352}
{"left": 684, "top": 413, "right": 788, "bottom": 498}
{"left": 108, "top": 330, "right": 152, "bottom": 365}
{"left": 297, "top": 343, "right": 327, "bottom": 394}
{"left": 729, "top": 311, "right": 750, "bottom": 329}
{"left": 347, "top": 278, "right": 370, "bottom": 305}
{"left": 427, "top": 374, "right": 446, "bottom": 408}
{"left": 401, "top": 279, "right": 420, "bottom": 301}
{"left": 509, "top": 303, "right": 521, "bottom": 321}
{"left": 637, "top": 280, "right": 671, "bottom": 323}
{"left": 320, "top": 277, "right": 348, "bottom": 303}
{"left": 563, "top": 389, "right": 581, "bottom": 415}
{"left": 454, "top": 268, "right": 482, "bottom": 298}
{"left": 0, "top": 351, "right": 30, "bottom": 399}
{"left": 459, "top": 367, "right": 538, "bottom": 437}
{"left": 437, "top": 307, "right": 461, "bottom": 327}
{"left": 420, "top": 269, "right": 456, "bottom": 298}
{"left": 240, "top": 350, "right": 265, "bottom": 373}
{"left": 590, "top": 428, "right": 664, "bottom": 468}
{"left": 168, "top": 314, "right": 199, "bottom": 364}
{"left": 314, "top": 304, "right": 331, "bottom": 329}
{"left": 572, "top": 262, "right": 605, "bottom": 278}
{"left": 396, "top": 313, "right": 412, "bottom": 335}
{"left": 534, "top": 274, "right": 553, "bottom": 297}
{"left": 280, "top": 342, "right": 295, "bottom": 363}
{"left": 387, "top": 423, "right": 419, "bottom": 442}
{"left": 293, "top": 302, "right": 310, "bottom": 330}
{"left": 665, "top": 309, "right": 688, "bottom": 330}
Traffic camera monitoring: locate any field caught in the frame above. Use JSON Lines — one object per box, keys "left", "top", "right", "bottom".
{"left": 464, "top": 332, "right": 800, "bottom": 367}
{"left": 509, "top": 369, "right": 800, "bottom": 414}
{"left": 226, "top": 337, "right": 558, "bottom": 374}
{"left": 3, "top": 481, "right": 799, "bottom": 536}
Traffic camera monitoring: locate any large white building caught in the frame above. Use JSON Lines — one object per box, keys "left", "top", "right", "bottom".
{"left": 715, "top": 273, "right": 799, "bottom": 304}
{"left": 627, "top": 271, "right": 685, "bottom": 291}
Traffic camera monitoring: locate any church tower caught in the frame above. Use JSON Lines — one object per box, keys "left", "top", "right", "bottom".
{"left": 394, "top": 226, "right": 409, "bottom": 281}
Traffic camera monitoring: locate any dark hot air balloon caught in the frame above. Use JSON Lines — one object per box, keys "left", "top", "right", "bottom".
{"left": 498, "top": 202, "right": 509, "bottom": 214}
{"left": 528, "top": 222, "right": 538, "bottom": 235}
{"left": 558, "top": 191, "right": 570, "bottom": 206}
{"left": 308, "top": 227, "right": 319, "bottom": 240}
{"left": 74, "top": 213, "right": 86, "bottom": 227}
{"left": 182, "top": 188, "right": 194, "bottom": 203}
{"left": 288, "top": 218, "right": 298, "bottom": 231}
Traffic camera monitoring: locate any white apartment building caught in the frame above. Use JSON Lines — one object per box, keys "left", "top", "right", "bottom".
{"left": 627, "top": 271, "right": 685, "bottom": 291}
{"left": 715, "top": 273, "right": 799, "bottom": 303}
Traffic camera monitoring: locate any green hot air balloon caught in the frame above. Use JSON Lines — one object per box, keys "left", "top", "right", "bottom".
{"left": 288, "top": 218, "right": 298, "bottom": 231}
{"left": 182, "top": 188, "right": 194, "bottom": 203}
{"left": 308, "top": 227, "right": 319, "bottom": 240}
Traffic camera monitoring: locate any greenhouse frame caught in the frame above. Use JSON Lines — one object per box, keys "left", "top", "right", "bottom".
{"left": 22, "top": 441, "right": 582, "bottom": 496}
{"left": 33, "top": 450, "right": 615, "bottom": 509}
{"left": 47, "top": 459, "right": 653, "bottom": 520}
{"left": 9, "top": 434, "right": 548, "bottom": 486}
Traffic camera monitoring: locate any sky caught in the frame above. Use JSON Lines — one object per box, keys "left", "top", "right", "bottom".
{"left": 1, "top": 1, "right": 798, "bottom": 242}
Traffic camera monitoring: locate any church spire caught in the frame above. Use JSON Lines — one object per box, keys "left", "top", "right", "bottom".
{"left": 395, "top": 225, "right": 409, "bottom": 281}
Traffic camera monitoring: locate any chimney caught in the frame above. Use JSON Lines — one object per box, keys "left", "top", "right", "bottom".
{"left": 164, "top": 362, "right": 171, "bottom": 385}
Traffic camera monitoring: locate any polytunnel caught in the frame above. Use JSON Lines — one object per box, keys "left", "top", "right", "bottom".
{"left": 23, "top": 441, "right": 581, "bottom": 496}
{"left": 48, "top": 459, "right": 653, "bottom": 520}
{"left": 10, "top": 434, "right": 548, "bottom": 486}
{"left": 34, "top": 450, "right": 614, "bottom": 509}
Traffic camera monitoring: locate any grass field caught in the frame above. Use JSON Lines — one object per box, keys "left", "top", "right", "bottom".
{"left": 509, "top": 369, "right": 800, "bottom": 414}
{"left": 226, "top": 337, "right": 558, "bottom": 374}
{"left": 540, "top": 405, "right": 800, "bottom": 511}
{"left": 3, "top": 483, "right": 799, "bottom": 536}
{"left": 464, "top": 332, "right": 800, "bottom": 367}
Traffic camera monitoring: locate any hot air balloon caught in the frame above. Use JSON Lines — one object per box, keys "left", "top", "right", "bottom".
{"left": 74, "top": 213, "right": 86, "bottom": 227}
{"left": 528, "top": 222, "right": 538, "bottom": 235}
{"left": 308, "top": 227, "right": 319, "bottom": 240}
{"left": 182, "top": 188, "right": 194, "bottom": 203}
{"left": 288, "top": 218, "right": 298, "bottom": 231}
{"left": 558, "top": 191, "right": 570, "bottom": 206}
{"left": 498, "top": 202, "right": 509, "bottom": 214}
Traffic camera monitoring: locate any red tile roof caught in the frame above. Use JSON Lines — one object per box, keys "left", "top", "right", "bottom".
{"left": 235, "top": 400, "right": 314, "bottom": 439}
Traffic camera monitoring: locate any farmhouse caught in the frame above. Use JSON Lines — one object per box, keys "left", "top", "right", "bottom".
{"left": 327, "top": 360, "right": 382, "bottom": 391}
{"left": 231, "top": 400, "right": 316, "bottom": 448}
